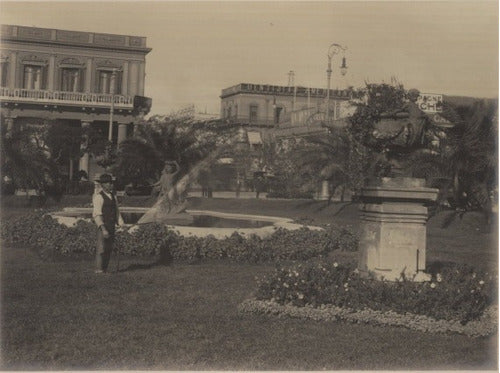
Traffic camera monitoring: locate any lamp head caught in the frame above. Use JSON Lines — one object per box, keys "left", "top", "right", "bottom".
{"left": 340, "top": 57, "right": 348, "bottom": 76}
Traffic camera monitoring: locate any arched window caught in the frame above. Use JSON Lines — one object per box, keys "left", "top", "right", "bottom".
{"left": 61, "top": 68, "right": 84, "bottom": 92}
{"left": 21, "top": 56, "right": 48, "bottom": 90}
{"left": 23, "top": 65, "right": 44, "bottom": 90}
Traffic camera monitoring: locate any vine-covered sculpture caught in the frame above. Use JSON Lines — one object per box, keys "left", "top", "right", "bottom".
{"left": 349, "top": 87, "right": 438, "bottom": 176}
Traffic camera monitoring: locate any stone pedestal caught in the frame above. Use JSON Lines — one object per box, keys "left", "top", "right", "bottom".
{"left": 358, "top": 178, "right": 438, "bottom": 281}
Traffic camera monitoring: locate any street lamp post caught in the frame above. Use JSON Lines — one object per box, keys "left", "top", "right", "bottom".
{"left": 108, "top": 69, "right": 118, "bottom": 142}
{"left": 102, "top": 69, "right": 120, "bottom": 170}
{"left": 326, "top": 43, "right": 347, "bottom": 124}
{"left": 320, "top": 43, "right": 347, "bottom": 201}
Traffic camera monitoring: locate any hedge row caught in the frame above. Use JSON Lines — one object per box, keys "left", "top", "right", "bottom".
{"left": 1, "top": 211, "right": 358, "bottom": 263}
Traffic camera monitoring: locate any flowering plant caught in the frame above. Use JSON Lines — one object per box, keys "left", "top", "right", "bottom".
{"left": 255, "top": 259, "right": 497, "bottom": 324}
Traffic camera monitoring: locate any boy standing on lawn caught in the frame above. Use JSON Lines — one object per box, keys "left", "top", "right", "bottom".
{"left": 92, "top": 173, "right": 124, "bottom": 274}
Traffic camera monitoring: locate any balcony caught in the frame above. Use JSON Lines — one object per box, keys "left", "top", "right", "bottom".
{"left": 0, "top": 87, "right": 134, "bottom": 109}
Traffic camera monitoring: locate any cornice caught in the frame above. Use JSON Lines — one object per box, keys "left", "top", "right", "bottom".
{"left": 1, "top": 25, "right": 152, "bottom": 55}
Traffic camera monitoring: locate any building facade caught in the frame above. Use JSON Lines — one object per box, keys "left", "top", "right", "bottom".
{"left": 220, "top": 83, "right": 353, "bottom": 127}
{"left": 0, "top": 24, "right": 152, "bottom": 181}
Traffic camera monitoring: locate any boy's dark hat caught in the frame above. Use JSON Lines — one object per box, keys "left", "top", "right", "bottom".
{"left": 98, "top": 173, "right": 113, "bottom": 184}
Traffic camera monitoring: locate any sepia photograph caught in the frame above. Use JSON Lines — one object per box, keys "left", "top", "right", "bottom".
{"left": 0, "top": 0, "right": 498, "bottom": 370}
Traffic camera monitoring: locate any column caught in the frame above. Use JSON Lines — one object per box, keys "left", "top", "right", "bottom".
{"left": 117, "top": 123, "right": 127, "bottom": 145}
{"left": 138, "top": 61, "right": 145, "bottom": 96}
{"left": 0, "top": 59, "right": 3, "bottom": 83}
{"left": 8, "top": 51, "right": 16, "bottom": 89}
{"left": 265, "top": 99, "right": 270, "bottom": 124}
{"left": 128, "top": 62, "right": 138, "bottom": 97}
{"left": 33, "top": 68, "right": 41, "bottom": 90}
{"left": 109, "top": 71, "right": 116, "bottom": 95}
{"left": 85, "top": 58, "right": 92, "bottom": 92}
{"left": 320, "top": 180, "right": 330, "bottom": 200}
{"left": 121, "top": 61, "right": 129, "bottom": 95}
{"left": 101, "top": 72, "right": 108, "bottom": 93}
{"left": 25, "top": 67, "right": 33, "bottom": 89}
{"left": 4, "top": 117, "right": 14, "bottom": 137}
{"left": 72, "top": 70, "right": 79, "bottom": 92}
{"left": 79, "top": 121, "right": 91, "bottom": 176}
{"left": 48, "top": 55, "right": 55, "bottom": 90}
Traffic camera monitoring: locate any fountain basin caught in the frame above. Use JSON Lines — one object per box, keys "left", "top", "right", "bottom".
{"left": 50, "top": 207, "right": 323, "bottom": 239}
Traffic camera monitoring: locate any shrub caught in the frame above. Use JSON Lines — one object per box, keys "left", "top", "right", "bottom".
{"left": 1, "top": 213, "right": 358, "bottom": 263}
{"left": 254, "top": 259, "right": 497, "bottom": 324}
{"left": 167, "top": 227, "right": 352, "bottom": 263}
{"left": 1, "top": 212, "right": 175, "bottom": 260}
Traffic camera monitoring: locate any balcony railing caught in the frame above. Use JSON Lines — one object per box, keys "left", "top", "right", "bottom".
{"left": 0, "top": 87, "right": 134, "bottom": 108}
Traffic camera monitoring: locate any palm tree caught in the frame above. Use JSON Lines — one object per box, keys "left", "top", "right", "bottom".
{"left": 113, "top": 112, "right": 233, "bottom": 189}
{"left": 291, "top": 128, "right": 356, "bottom": 202}
{"left": 405, "top": 99, "right": 497, "bottom": 226}
{"left": 444, "top": 100, "right": 497, "bottom": 213}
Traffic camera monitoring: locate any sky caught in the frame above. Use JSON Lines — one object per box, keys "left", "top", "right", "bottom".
{"left": 1, "top": 1, "right": 498, "bottom": 116}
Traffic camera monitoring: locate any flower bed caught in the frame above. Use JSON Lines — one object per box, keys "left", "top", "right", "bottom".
{"left": 253, "top": 259, "right": 497, "bottom": 326}
{"left": 238, "top": 299, "right": 498, "bottom": 338}
{"left": 0, "top": 211, "right": 358, "bottom": 262}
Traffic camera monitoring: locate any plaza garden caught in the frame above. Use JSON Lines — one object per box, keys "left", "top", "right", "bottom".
{"left": 1, "top": 84, "right": 498, "bottom": 369}
{"left": 1, "top": 194, "right": 497, "bottom": 370}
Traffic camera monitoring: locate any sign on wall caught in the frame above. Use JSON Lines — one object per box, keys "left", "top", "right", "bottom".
{"left": 417, "top": 93, "right": 443, "bottom": 113}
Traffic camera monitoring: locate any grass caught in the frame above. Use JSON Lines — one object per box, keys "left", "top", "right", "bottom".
{"left": 1, "top": 195, "right": 498, "bottom": 369}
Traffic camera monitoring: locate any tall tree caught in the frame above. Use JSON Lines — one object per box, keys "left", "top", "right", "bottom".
{"left": 112, "top": 110, "right": 234, "bottom": 187}
{"left": 443, "top": 99, "right": 497, "bottom": 210}
{"left": 44, "top": 120, "right": 84, "bottom": 180}
{"left": 1, "top": 119, "right": 58, "bottom": 192}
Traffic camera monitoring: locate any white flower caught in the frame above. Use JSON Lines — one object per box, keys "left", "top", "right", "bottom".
{"left": 353, "top": 268, "right": 360, "bottom": 275}
{"left": 297, "top": 293, "right": 304, "bottom": 300}
{"left": 344, "top": 283, "right": 349, "bottom": 288}
{"left": 283, "top": 283, "right": 289, "bottom": 288}
{"left": 479, "top": 280, "right": 485, "bottom": 285}
{"left": 436, "top": 274, "right": 442, "bottom": 282}
{"left": 430, "top": 283, "right": 436, "bottom": 289}
{"left": 333, "top": 262, "right": 338, "bottom": 268}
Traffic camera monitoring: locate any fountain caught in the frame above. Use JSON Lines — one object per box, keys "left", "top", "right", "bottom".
{"left": 51, "top": 129, "right": 322, "bottom": 238}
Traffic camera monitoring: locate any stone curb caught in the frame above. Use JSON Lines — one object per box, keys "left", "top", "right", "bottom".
{"left": 238, "top": 299, "right": 498, "bottom": 338}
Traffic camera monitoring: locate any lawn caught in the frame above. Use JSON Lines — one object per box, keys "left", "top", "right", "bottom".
{"left": 1, "top": 195, "right": 498, "bottom": 369}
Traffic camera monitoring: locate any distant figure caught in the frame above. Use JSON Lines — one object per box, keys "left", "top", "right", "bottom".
{"left": 92, "top": 174, "right": 124, "bottom": 274}
{"left": 198, "top": 169, "right": 211, "bottom": 198}
{"left": 254, "top": 174, "right": 266, "bottom": 199}
{"left": 235, "top": 173, "right": 242, "bottom": 198}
